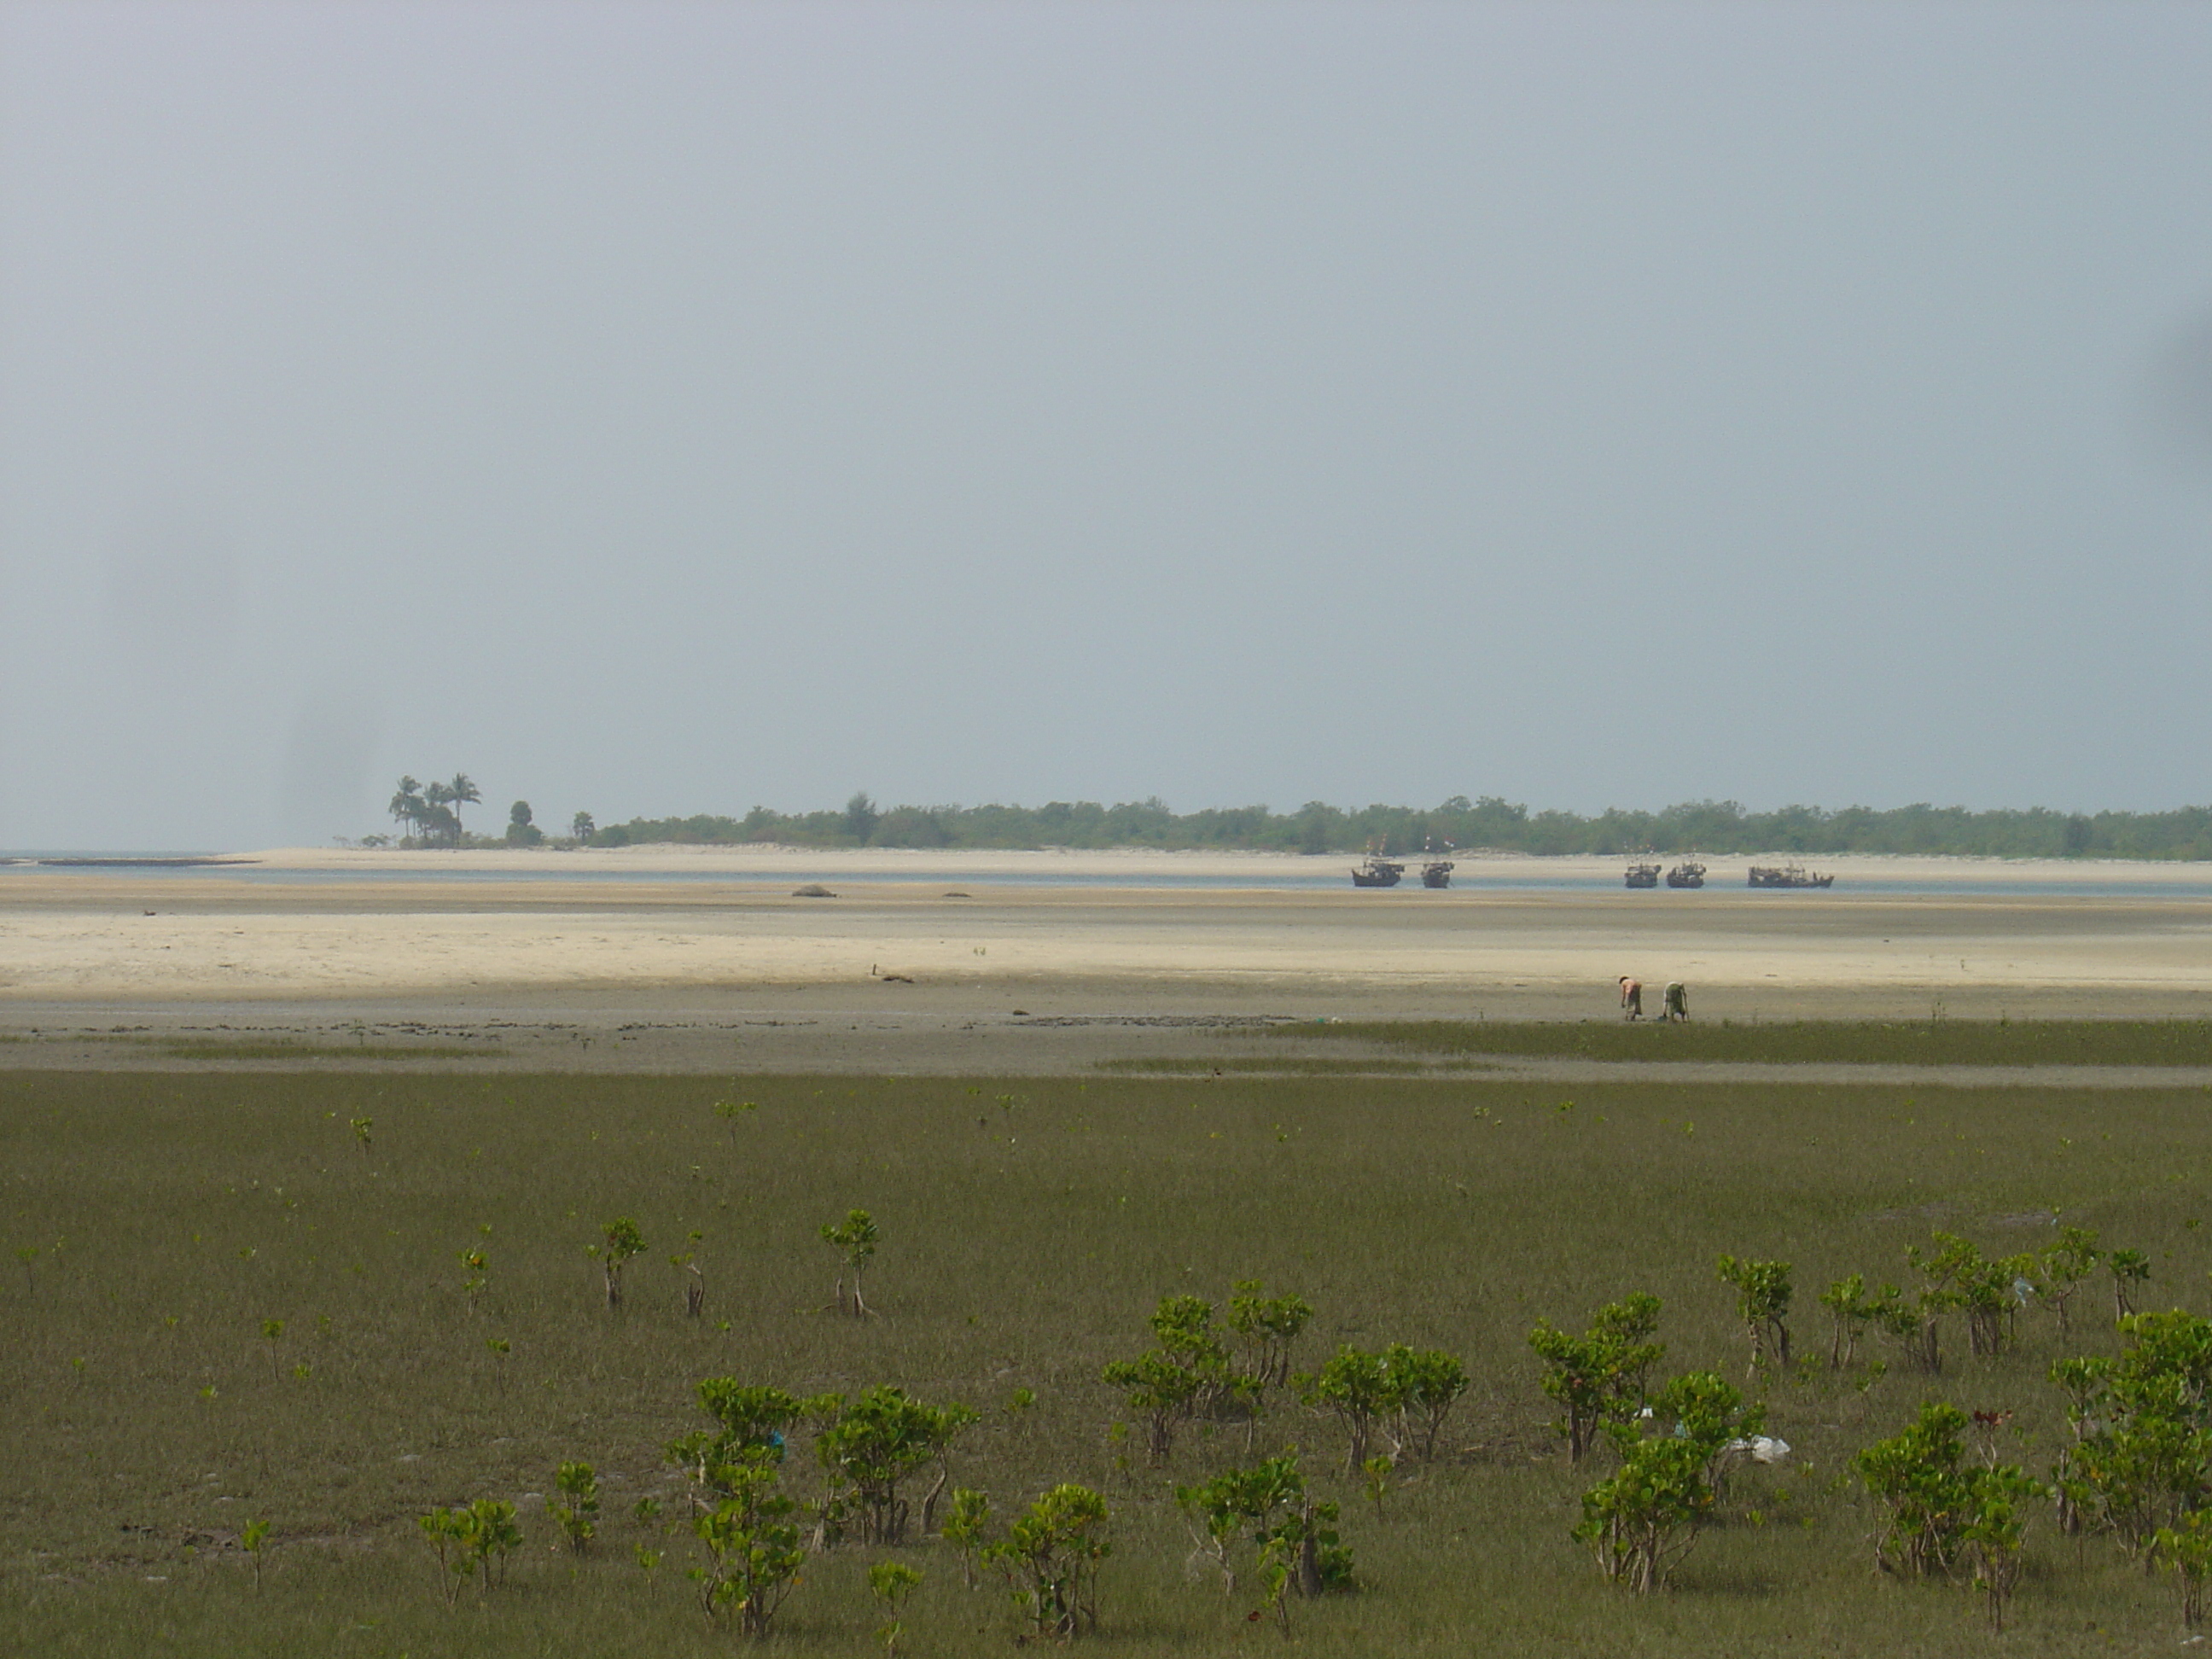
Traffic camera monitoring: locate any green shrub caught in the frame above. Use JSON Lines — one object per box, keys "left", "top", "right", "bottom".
{"left": 813, "top": 1385, "right": 978, "bottom": 1545}
{"left": 1528, "top": 1294, "right": 1663, "bottom": 1463}
{"left": 984, "top": 1484, "right": 1111, "bottom": 1642}
{"left": 551, "top": 1460, "right": 597, "bottom": 1552}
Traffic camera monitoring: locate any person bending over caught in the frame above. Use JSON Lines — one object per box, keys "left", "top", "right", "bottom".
{"left": 1619, "top": 975, "right": 1644, "bottom": 1021}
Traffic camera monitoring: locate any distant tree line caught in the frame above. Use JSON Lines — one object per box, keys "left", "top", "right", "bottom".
{"left": 573, "top": 793, "right": 2212, "bottom": 860}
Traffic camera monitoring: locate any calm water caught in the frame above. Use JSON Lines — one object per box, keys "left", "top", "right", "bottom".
{"left": 2, "top": 853, "right": 2207, "bottom": 899}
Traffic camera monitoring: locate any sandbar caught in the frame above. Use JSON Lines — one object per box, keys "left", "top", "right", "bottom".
{"left": 0, "top": 847, "right": 2206, "bottom": 1072}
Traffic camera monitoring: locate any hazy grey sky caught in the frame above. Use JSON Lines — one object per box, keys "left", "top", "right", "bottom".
{"left": 5, "top": 1, "right": 2212, "bottom": 848}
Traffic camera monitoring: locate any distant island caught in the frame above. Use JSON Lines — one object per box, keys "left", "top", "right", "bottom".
{"left": 357, "top": 783, "right": 2212, "bottom": 860}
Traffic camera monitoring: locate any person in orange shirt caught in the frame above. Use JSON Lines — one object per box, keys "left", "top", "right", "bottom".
{"left": 1619, "top": 975, "right": 1644, "bottom": 1021}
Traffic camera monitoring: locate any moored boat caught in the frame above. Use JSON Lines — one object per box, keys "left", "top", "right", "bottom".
{"left": 1419, "top": 835, "right": 1454, "bottom": 888}
{"left": 1747, "top": 863, "right": 1834, "bottom": 889}
{"left": 1624, "top": 862, "right": 1661, "bottom": 888}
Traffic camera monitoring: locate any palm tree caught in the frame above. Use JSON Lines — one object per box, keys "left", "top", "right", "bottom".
{"left": 448, "top": 774, "right": 481, "bottom": 842}
{"left": 422, "top": 781, "right": 455, "bottom": 847}
{"left": 388, "top": 777, "right": 425, "bottom": 843}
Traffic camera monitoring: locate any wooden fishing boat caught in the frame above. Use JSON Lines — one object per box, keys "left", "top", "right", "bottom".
{"left": 1747, "top": 863, "right": 1834, "bottom": 888}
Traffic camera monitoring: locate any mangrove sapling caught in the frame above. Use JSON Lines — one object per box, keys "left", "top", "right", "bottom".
{"left": 667, "top": 1381, "right": 808, "bottom": 1511}
{"left": 241, "top": 1517, "right": 269, "bottom": 1591}
{"left": 1962, "top": 1462, "right": 2046, "bottom": 1632}
{"left": 943, "top": 1487, "right": 992, "bottom": 1588}
{"left": 16, "top": 1244, "right": 35, "bottom": 1298}
{"left": 2156, "top": 1507, "right": 2212, "bottom": 1627}
{"left": 2052, "top": 1455, "right": 2093, "bottom": 1546}
{"left": 459, "top": 1247, "right": 488, "bottom": 1310}
{"left": 1906, "top": 1235, "right": 1986, "bottom": 1358}
{"left": 1528, "top": 1294, "right": 1664, "bottom": 1464}
{"left": 1272, "top": 1469, "right": 1355, "bottom": 1606}
{"left": 552, "top": 1460, "right": 598, "bottom": 1552}
{"left": 1573, "top": 1371, "right": 1757, "bottom": 1592}
{"left": 1867, "top": 1280, "right": 1945, "bottom": 1373}
{"left": 2039, "top": 1225, "right": 2101, "bottom": 1339}
{"left": 2050, "top": 1311, "right": 2212, "bottom": 1561}
{"left": 1926, "top": 1234, "right": 2037, "bottom": 1357}
{"left": 713, "top": 1098, "right": 756, "bottom": 1149}
{"left": 1646, "top": 1371, "right": 1766, "bottom": 1500}
{"left": 868, "top": 1561, "right": 922, "bottom": 1658}
{"left": 1103, "top": 1420, "right": 1135, "bottom": 1484}
{"left": 1260, "top": 1491, "right": 1353, "bottom": 1629}
{"left": 1298, "top": 1347, "right": 1400, "bottom": 1472}
{"left": 2110, "top": 1249, "right": 2152, "bottom": 1322}
{"left": 1854, "top": 1401, "right": 1979, "bottom": 1577}
{"left": 1151, "top": 1295, "right": 1241, "bottom": 1412}
{"left": 1227, "top": 1281, "right": 1313, "bottom": 1391}
{"left": 983, "top": 1484, "right": 1111, "bottom": 1642}
{"left": 1175, "top": 1453, "right": 1303, "bottom": 1598}
{"left": 1574, "top": 1434, "right": 1713, "bottom": 1593}
{"left": 589, "top": 1218, "right": 645, "bottom": 1310}
{"left": 350, "top": 1116, "right": 371, "bottom": 1158}
{"left": 1384, "top": 1345, "right": 1469, "bottom": 1463}
{"left": 1714, "top": 1255, "right": 1793, "bottom": 1371}
{"left": 814, "top": 1384, "right": 981, "bottom": 1545}
{"left": 690, "top": 1455, "right": 806, "bottom": 1638}
{"left": 462, "top": 1499, "right": 521, "bottom": 1596}
{"left": 1102, "top": 1295, "right": 1236, "bottom": 1465}
{"left": 420, "top": 1506, "right": 461, "bottom": 1603}
{"left": 1363, "top": 1455, "right": 1392, "bottom": 1518}
{"left": 1819, "top": 1274, "right": 1877, "bottom": 1370}
{"left": 1972, "top": 1254, "right": 2039, "bottom": 1359}
{"left": 822, "top": 1208, "right": 880, "bottom": 1317}
{"left": 420, "top": 1505, "right": 514, "bottom": 1604}
{"left": 260, "top": 1318, "right": 283, "bottom": 1379}
{"left": 672, "top": 1231, "right": 705, "bottom": 1318}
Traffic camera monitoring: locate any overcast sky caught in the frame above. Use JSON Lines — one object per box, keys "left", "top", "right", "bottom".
{"left": 5, "top": 1, "right": 2212, "bottom": 848}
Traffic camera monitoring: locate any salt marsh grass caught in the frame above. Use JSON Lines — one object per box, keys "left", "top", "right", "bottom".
{"left": 1304, "top": 1017, "right": 2212, "bottom": 1067}
{"left": 5, "top": 1067, "right": 2211, "bottom": 1654}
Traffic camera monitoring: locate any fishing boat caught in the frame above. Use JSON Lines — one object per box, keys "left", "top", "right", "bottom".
{"left": 1665, "top": 861, "right": 1706, "bottom": 888}
{"left": 1624, "top": 862, "right": 1661, "bottom": 888}
{"left": 1420, "top": 835, "right": 1454, "bottom": 888}
{"left": 1351, "top": 854, "right": 1406, "bottom": 888}
{"left": 1747, "top": 863, "right": 1834, "bottom": 889}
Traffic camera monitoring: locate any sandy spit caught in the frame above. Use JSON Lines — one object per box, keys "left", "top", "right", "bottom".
{"left": 207, "top": 845, "right": 2212, "bottom": 885}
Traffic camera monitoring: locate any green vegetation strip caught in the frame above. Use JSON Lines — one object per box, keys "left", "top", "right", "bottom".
{"left": 142, "top": 1039, "right": 500, "bottom": 1062}
{"left": 1293, "top": 1017, "right": 2212, "bottom": 1067}
{"left": 576, "top": 794, "right": 2212, "bottom": 859}
{"left": 1097, "top": 1057, "right": 1444, "bottom": 1076}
